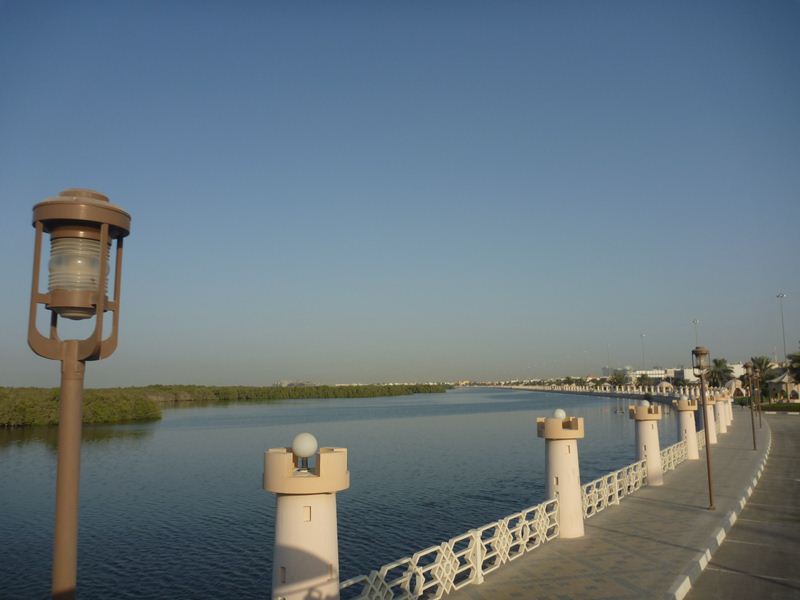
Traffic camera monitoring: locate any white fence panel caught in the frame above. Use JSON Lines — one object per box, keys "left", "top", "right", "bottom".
{"left": 340, "top": 498, "right": 558, "bottom": 600}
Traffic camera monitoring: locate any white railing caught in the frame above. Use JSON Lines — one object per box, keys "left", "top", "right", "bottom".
{"left": 697, "top": 430, "right": 706, "bottom": 450}
{"left": 581, "top": 458, "right": 647, "bottom": 519}
{"left": 660, "top": 440, "right": 688, "bottom": 473}
{"left": 339, "top": 498, "right": 559, "bottom": 599}
{"left": 341, "top": 437, "right": 694, "bottom": 598}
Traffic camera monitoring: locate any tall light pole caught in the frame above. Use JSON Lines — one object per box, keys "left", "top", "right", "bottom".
{"left": 691, "top": 319, "right": 700, "bottom": 347}
{"left": 777, "top": 292, "right": 787, "bottom": 362}
{"left": 743, "top": 362, "right": 757, "bottom": 451}
{"left": 28, "top": 189, "right": 131, "bottom": 599}
{"left": 777, "top": 292, "right": 789, "bottom": 401}
{"left": 640, "top": 332, "right": 646, "bottom": 371}
{"left": 692, "top": 346, "right": 714, "bottom": 510}
{"left": 755, "top": 368, "right": 763, "bottom": 428}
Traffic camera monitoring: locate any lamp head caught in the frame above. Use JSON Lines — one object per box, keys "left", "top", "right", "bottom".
{"left": 692, "top": 346, "right": 710, "bottom": 376}
{"left": 28, "top": 189, "right": 132, "bottom": 362}
{"left": 291, "top": 432, "right": 318, "bottom": 459}
{"left": 32, "top": 189, "right": 130, "bottom": 320}
{"left": 552, "top": 408, "right": 567, "bottom": 419}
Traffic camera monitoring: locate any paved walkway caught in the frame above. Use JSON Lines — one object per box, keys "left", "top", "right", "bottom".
{"left": 448, "top": 407, "right": 771, "bottom": 600}
{"left": 688, "top": 414, "right": 800, "bottom": 599}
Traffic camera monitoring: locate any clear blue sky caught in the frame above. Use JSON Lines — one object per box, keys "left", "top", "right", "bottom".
{"left": 1, "top": 1, "right": 798, "bottom": 386}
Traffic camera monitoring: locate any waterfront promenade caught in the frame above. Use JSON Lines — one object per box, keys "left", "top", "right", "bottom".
{"left": 448, "top": 407, "right": 773, "bottom": 600}
{"left": 688, "top": 414, "right": 800, "bottom": 599}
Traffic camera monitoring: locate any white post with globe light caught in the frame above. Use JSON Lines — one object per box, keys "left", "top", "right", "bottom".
{"left": 704, "top": 395, "right": 718, "bottom": 445}
{"left": 713, "top": 392, "right": 727, "bottom": 435}
{"left": 725, "top": 392, "right": 734, "bottom": 427}
{"left": 673, "top": 395, "right": 699, "bottom": 460}
{"left": 629, "top": 400, "right": 664, "bottom": 486}
{"left": 264, "top": 433, "right": 349, "bottom": 600}
{"left": 537, "top": 409, "right": 585, "bottom": 539}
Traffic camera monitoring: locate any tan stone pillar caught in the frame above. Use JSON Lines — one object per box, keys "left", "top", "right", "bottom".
{"left": 264, "top": 434, "right": 349, "bottom": 600}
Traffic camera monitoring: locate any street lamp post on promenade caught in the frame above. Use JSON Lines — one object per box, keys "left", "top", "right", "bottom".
{"left": 640, "top": 332, "right": 646, "bottom": 371}
{"left": 743, "top": 362, "right": 758, "bottom": 451}
{"left": 27, "top": 189, "right": 131, "bottom": 599}
{"left": 754, "top": 369, "right": 763, "bottom": 428}
{"left": 776, "top": 292, "right": 791, "bottom": 400}
{"left": 777, "top": 292, "right": 787, "bottom": 362}
{"left": 692, "top": 346, "right": 714, "bottom": 510}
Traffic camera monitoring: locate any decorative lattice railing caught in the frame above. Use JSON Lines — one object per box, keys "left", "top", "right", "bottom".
{"left": 697, "top": 429, "right": 706, "bottom": 450}
{"left": 660, "top": 440, "right": 688, "bottom": 473}
{"left": 341, "top": 433, "right": 699, "bottom": 598}
{"left": 581, "top": 458, "right": 647, "bottom": 519}
{"left": 339, "top": 498, "right": 559, "bottom": 599}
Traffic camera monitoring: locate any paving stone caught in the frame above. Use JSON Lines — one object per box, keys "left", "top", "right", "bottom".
{"left": 447, "top": 407, "right": 776, "bottom": 600}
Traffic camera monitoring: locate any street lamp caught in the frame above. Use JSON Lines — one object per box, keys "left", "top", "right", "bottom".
{"left": 776, "top": 292, "right": 789, "bottom": 401}
{"left": 753, "top": 367, "right": 763, "bottom": 428}
{"left": 743, "top": 362, "right": 757, "bottom": 451}
{"left": 691, "top": 319, "right": 700, "bottom": 347}
{"left": 777, "top": 292, "right": 787, "bottom": 361}
{"left": 28, "top": 189, "right": 131, "bottom": 599}
{"left": 692, "top": 345, "right": 714, "bottom": 510}
{"left": 640, "top": 332, "right": 646, "bottom": 371}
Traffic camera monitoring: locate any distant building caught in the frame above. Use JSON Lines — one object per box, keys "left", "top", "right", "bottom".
{"left": 602, "top": 365, "right": 633, "bottom": 377}
{"left": 766, "top": 370, "right": 799, "bottom": 401}
{"left": 673, "top": 368, "right": 698, "bottom": 383}
{"left": 631, "top": 368, "right": 674, "bottom": 380}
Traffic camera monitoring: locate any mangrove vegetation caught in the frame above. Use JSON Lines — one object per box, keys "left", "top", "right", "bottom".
{"left": 0, "top": 383, "right": 451, "bottom": 427}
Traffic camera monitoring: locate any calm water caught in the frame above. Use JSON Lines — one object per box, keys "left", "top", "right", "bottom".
{"left": 0, "top": 388, "right": 679, "bottom": 599}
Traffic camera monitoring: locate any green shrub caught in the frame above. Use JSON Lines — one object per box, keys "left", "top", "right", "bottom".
{"left": 0, "top": 383, "right": 450, "bottom": 426}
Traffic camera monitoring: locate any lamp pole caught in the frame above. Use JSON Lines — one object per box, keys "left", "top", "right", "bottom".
{"left": 693, "top": 346, "right": 714, "bottom": 510}
{"left": 28, "top": 189, "right": 131, "bottom": 599}
{"left": 777, "top": 292, "right": 790, "bottom": 401}
{"left": 744, "top": 362, "right": 757, "bottom": 451}
{"left": 755, "top": 371, "right": 762, "bottom": 428}
{"left": 777, "top": 293, "right": 787, "bottom": 361}
{"left": 640, "top": 332, "right": 646, "bottom": 371}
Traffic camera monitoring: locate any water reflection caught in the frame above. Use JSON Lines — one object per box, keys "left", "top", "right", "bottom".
{"left": 0, "top": 388, "right": 680, "bottom": 600}
{"left": 0, "top": 423, "right": 155, "bottom": 451}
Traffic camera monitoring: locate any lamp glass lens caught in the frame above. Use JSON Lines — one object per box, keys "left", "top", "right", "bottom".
{"left": 48, "top": 238, "right": 102, "bottom": 292}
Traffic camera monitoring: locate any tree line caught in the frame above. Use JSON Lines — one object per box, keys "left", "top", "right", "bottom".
{"left": 0, "top": 383, "right": 451, "bottom": 427}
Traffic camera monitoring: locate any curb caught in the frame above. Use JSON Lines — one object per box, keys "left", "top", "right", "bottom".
{"left": 665, "top": 425, "right": 773, "bottom": 600}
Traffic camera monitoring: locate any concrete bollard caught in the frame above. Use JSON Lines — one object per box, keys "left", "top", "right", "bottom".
{"left": 537, "top": 409, "right": 585, "bottom": 539}
{"left": 264, "top": 433, "right": 349, "bottom": 600}
{"left": 724, "top": 393, "right": 733, "bottom": 426}
{"left": 673, "top": 395, "right": 700, "bottom": 460}
{"left": 713, "top": 392, "right": 727, "bottom": 435}
{"left": 703, "top": 396, "right": 718, "bottom": 445}
{"left": 629, "top": 400, "right": 664, "bottom": 486}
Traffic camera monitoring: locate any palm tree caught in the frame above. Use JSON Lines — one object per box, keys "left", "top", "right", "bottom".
{"left": 750, "top": 356, "right": 772, "bottom": 381}
{"left": 609, "top": 371, "right": 627, "bottom": 386}
{"left": 708, "top": 358, "right": 733, "bottom": 387}
{"left": 788, "top": 351, "right": 800, "bottom": 383}
{"left": 750, "top": 355, "right": 776, "bottom": 400}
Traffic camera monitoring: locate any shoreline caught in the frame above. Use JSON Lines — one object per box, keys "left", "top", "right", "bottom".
{"left": 0, "top": 383, "right": 451, "bottom": 428}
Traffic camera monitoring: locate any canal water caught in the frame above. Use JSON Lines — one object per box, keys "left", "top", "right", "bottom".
{"left": 0, "top": 387, "right": 679, "bottom": 599}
